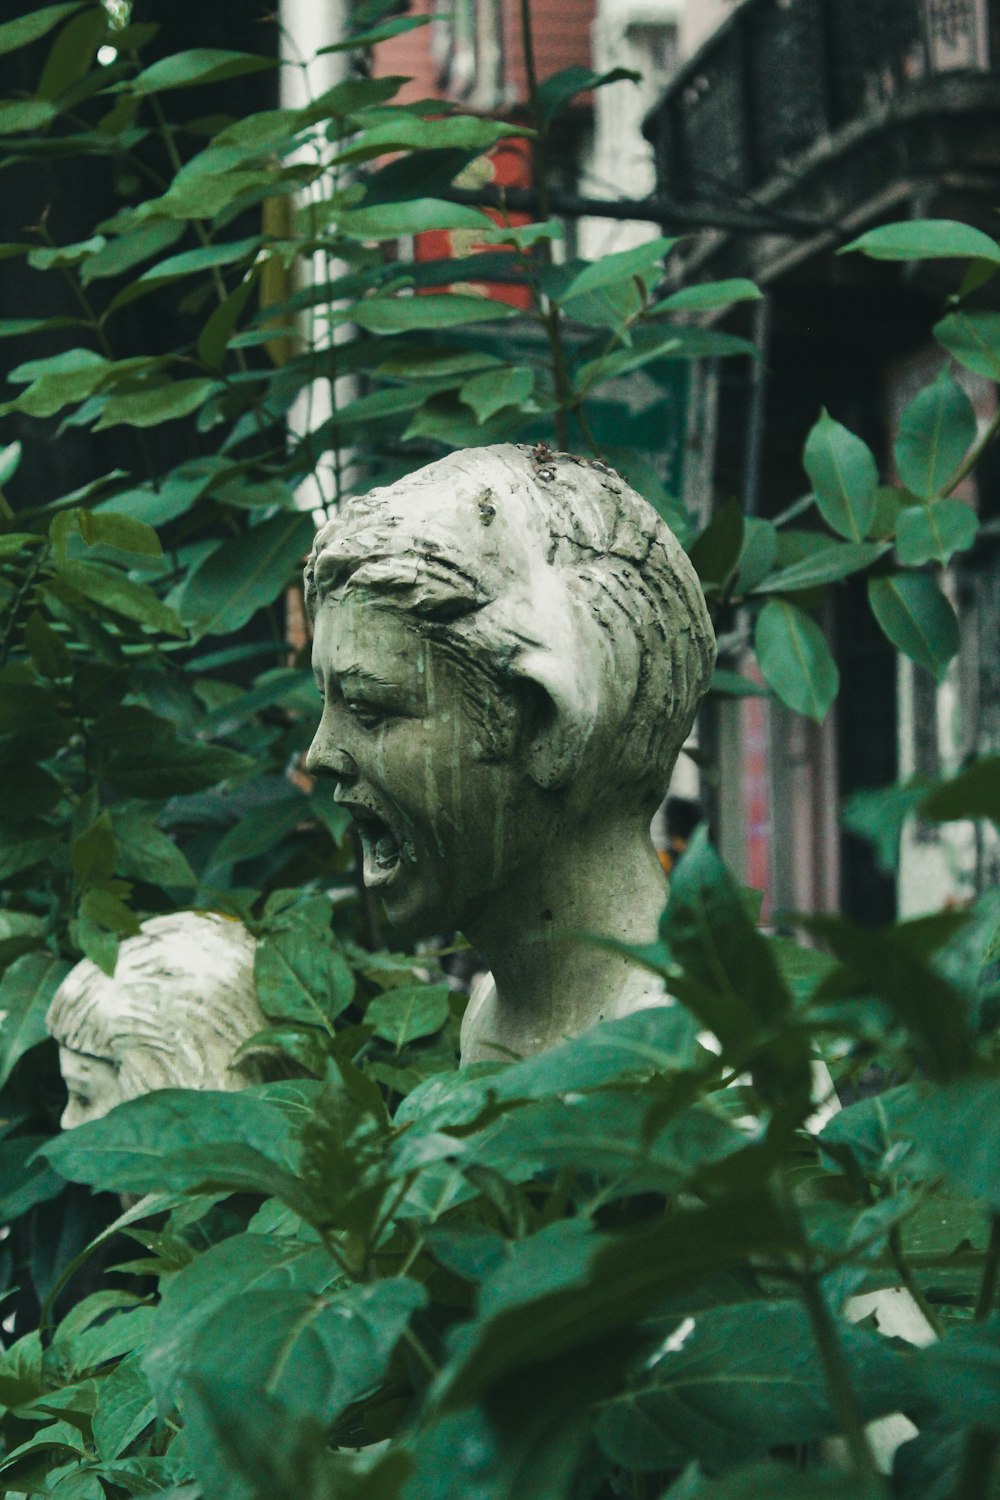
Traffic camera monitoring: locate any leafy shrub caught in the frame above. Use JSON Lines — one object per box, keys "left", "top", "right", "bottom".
{"left": 1, "top": 3, "right": 999, "bottom": 1496}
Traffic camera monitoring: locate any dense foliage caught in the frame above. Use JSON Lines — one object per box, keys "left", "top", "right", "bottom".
{"left": 0, "top": 2, "right": 999, "bottom": 1497}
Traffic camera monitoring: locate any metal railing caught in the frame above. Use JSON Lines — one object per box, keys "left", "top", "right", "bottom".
{"left": 644, "top": 0, "right": 999, "bottom": 205}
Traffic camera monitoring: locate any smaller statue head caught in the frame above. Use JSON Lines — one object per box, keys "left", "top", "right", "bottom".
{"left": 46, "top": 912, "right": 274, "bottom": 1129}
{"left": 304, "top": 443, "right": 715, "bottom": 941}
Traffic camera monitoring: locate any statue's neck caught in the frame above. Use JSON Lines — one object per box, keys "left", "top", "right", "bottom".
{"left": 459, "top": 815, "right": 668, "bottom": 1064}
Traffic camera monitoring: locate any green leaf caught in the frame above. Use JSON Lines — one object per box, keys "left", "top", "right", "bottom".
{"left": 342, "top": 293, "right": 516, "bottom": 335}
{"left": 0, "top": 98, "right": 55, "bottom": 132}
{"left": 56, "top": 560, "right": 186, "bottom": 637}
{"left": 596, "top": 1301, "right": 909, "bottom": 1471}
{"left": 458, "top": 366, "right": 535, "bottom": 423}
{"left": 37, "top": 7, "right": 108, "bottom": 100}
{"left": 81, "top": 886, "right": 140, "bottom": 938}
{"left": 686, "top": 498, "right": 744, "bottom": 591}
{"left": 317, "top": 14, "right": 432, "bottom": 51}
{"left": 842, "top": 218, "right": 1000, "bottom": 264}
{"left": 914, "top": 1326, "right": 1000, "bottom": 1434}
{"left": 662, "top": 828, "right": 793, "bottom": 1048}
{"left": 469, "top": 1092, "right": 742, "bottom": 1194}
{"left": 143, "top": 1235, "right": 341, "bottom": 1408}
{"left": 536, "top": 64, "right": 640, "bottom": 124}
{"left": 173, "top": 512, "right": 315, "bottom": 638}
{"left": 208, "top": 793, "right": 311, "bottom": 867}
{"left": 934, "top": 309, "right": 1000, "bottom": 380}
{"left": 0, "top": 439, "right": 22, "bottom": 486}
{"left": 435, "top": 1195, "right": 796, "bottom": 1408}
{"left": 3, "top": 348, "right": 110, "bottom": 418}
{"left": 868, "top": 573, "right": 959, "bottom": 681}
{"left": 556, "top": 235, "right": 680, "bottom": 302}
{"left": 197, "top": 269, "right": 259, "bottom": 370}
{"left": 93, "top": 378, "right": 222, "bottom": 431}
{"left": 802, "top": 410, "right": 877, "bottom": 541}
{"left": 79, "top": 220, "right": 186, "bottom": 286}
{"left": 809, "top": 918, "right": 974, "bottom": 1079}
{"left": 77, "top": 511, "right": 162, "bottom": 557}
{"left": 92, "top": 1357, "right": 155, "bottom": 1463}
{"left": 136, "top": 236, "right": 262, "bottom": 286}
{"left": 709, "top": 669, "right": 770, "bottom": 699}
{"left": 366, "top": 983, "right": 451, "bottom": 1048}
{"left": 71, "top": 810, "right": 115, "bottom": 886}
{"left": 920, "top": 757, "right": 1000, "bottom": 825}
{"left": 26, "top": 237, "right": 106, "bottom": 271}
{"left": 129, "top": 49, "right": 277, "bottom": 93}
{"left": 0, "top": 3, "right": 83, "bottom": 57}
{"left": 39, "top": 1089, "right": 311, "bottom": 1206}
{"left": 187, "top": 1277, "right": 427, "bottom": 1426}
{"left": 894, "top": 372, "right": 977, "bottom": 498}
{"left": 842, "top": 779, "right": 933, "bottom": 873}
{"left": 110, "top": 806, "right": 196, "bottom": 889}
{"left": 0, "top": 952, "right": 70, "bottom": 1087}
{"left": 336, "top": 200, "right": 493, "bottom": 238}
{"left": 254, "top": 926, "right": 355, "bottom": 1030}
{"left": 892, "top": 1077, "right": 1000, "bottom": 1208}
{"left": 753, "top": 541, "right": 885, "bottom": 594}
{"left": 754, "top": 599, "right": 839, "bottom": 722}
{"left": 895, "top": 498, "right": 978, "bottom": 565}
{"left": 655, "top": 278, "right": 761, "bottom": 313}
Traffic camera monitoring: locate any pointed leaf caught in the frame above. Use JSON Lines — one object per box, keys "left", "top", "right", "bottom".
{"left": 173, "top": 512, "right": 315, "bottom": 638}
{"left": 894, "top": 372, "right": 977, "bottom": 498}
{"left": 802, "top": 410, "right": 877, "bottom": 541}
{"left": 868, "top": 573, "right": 959, "bottom": 681}
{"left": 0, "top": 3, "right": 83, "bottom": 57}
{"left": 556, "top": 235, "right": 680, "bottom": 302}
{"left": 0, "top": 952, "right": 71, "bottom": 1087}
{"left": 842, "top": 219, "right": 1000, "bottom": 265}
{"left": 459, "top": 366, "right": 534, "bottom": 423}
{"left": 129, "top": 49, "right": 276, "bottom": 94}
{"left": 934, "top": 309, "right": 1000, "bottom": 380}
{"left": 895, "top": 498, "right": 978, "bottom": 565}
{"left": 754, "top": 600, "right": 839, "bottom": 722}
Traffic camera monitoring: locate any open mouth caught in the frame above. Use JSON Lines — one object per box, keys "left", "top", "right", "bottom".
{"left": 351, "top": 810, "right": 402, "bottom": 889}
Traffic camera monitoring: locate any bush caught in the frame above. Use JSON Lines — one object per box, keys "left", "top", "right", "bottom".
{"left": 1, "top": 4, "right": 999, "bottom": 1497}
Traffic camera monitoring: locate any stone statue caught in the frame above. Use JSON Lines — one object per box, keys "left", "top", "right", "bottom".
{"left": 304, "top": 443, "right": 716, "bottom": 1064}
{"left": 47, "top": 911, "right": 277, "bottom": 1128}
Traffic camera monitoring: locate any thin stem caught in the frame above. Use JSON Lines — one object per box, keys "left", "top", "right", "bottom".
{"left": 956, "top": 1429, "right": 999, "bottom": 1500}
{"left": 974, "top": 1213, "right": 1000, "bottom": 1323}
{"left": 942, "top": 401, "right": 1000, "bottom": 498}
{"left": 888, "top": 1224, "right": 945, "bottom": 1339}
{"left": 798, "top": 1270, "right": 879, "bottom": 1480}
{"left": 402, "top": 1324, "right": 439, "bottom": 1381}
{"left": 517, "top": 0, "right": 572, "bottom": 449}
{"left": 0, "top": 544, "right": 49, "bottom": 668}
{"left": 143, "top": 86, "right": 251, "bottom": 376}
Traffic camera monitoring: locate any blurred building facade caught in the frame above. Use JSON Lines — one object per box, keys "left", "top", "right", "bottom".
{"left": 649, "top": 0, "right": 1000, "bottom": 920}
{"left": 367, "top": 0, "right": 999, "bottom": 920}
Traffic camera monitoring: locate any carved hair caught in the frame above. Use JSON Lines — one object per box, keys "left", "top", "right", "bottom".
{"left": 305, "top": 444, "right": 716, "bottom": 811}
{"left": 46, "top": 912, "right": 277, "bottom": 1096}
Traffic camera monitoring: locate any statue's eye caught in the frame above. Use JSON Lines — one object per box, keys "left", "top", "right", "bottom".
{"left": 346, "top": 701, "right": 384, "bottom": 730}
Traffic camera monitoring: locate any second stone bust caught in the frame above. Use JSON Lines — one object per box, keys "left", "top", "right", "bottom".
{"left": 304, "top": 443, "right": 716, "bottom": 1064}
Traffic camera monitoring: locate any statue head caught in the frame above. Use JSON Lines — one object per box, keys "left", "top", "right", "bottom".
{"left": 304, "top": 443, "right": 715, "bottom": 937}
{"left": 46, "top": 912, "right": 276, "bottom": 1128}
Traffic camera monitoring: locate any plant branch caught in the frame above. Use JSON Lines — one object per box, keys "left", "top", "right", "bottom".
{"left": 517, "top": 0, "right": 572, "bottom": 448}
{"left": 798, "top": 1269, "right": 879, "bottom": 1480}
{"left": 974, "top": 1212, "right": 1000, "bottom": 1323}
{"left": 888, "top": 1223, "right": 945, "bottom": 1338}
{"left": 942, "top": 402, "right": 1000, "bottom": 499}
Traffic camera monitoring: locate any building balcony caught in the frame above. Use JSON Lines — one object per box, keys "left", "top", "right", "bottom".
{"left": 643, "top": 0, "right": 1000, "bottom": 282}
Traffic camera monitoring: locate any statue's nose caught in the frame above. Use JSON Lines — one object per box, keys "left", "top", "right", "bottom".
{"left": 305, "top": 738, "right": 359, "bottom": 782}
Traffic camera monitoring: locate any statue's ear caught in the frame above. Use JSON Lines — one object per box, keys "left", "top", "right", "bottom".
{"left": 514, "top": 647, "right": 602, "bottom": 792}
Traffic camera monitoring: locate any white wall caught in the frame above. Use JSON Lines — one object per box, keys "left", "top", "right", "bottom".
{"left": 577, "top": 0, "right": 681, "bottom": 258}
